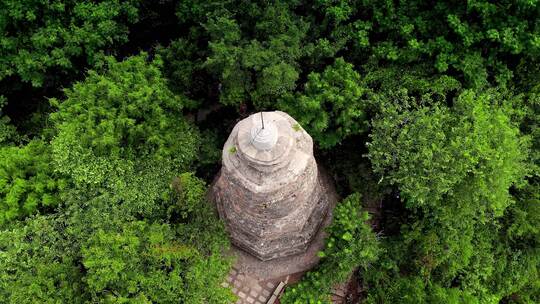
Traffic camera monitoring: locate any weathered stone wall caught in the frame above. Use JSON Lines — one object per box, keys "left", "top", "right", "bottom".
{"left": 212, "top": 111, "right": 330, "bottom": 261}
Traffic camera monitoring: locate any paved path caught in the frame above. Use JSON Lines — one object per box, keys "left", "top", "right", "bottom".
{"left": 224, "top": 266, "right": 281, "bottom": 304}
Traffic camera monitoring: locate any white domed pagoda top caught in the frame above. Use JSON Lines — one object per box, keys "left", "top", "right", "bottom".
{"left": 249, "top": 113, "right": 278, "bottom": 151}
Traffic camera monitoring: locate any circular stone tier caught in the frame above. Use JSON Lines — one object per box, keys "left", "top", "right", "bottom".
{"left": 212, "top": 111, "right": 331, "bottom": 261}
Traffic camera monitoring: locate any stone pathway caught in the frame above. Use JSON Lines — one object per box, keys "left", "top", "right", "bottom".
{"left": 330, "top": 281, "right": 348, "bottom": 303}
{"left": 223, "top": 264, "right": 357, "bottom": 304}
{"left": 224, "top": 266, "right": 282, "bottom": 304}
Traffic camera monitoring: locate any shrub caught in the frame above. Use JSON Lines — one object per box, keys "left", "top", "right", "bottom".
{"left": 281, "top": 193, "right": 379, "bottom": 303}
{"left": 50, "top": 54, "right": 200, "bottom": 186}
{"left": 0, "top": 140, "right": 66, "bottom": 225}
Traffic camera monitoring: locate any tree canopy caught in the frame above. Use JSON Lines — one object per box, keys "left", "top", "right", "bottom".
{"left": 0, "top": 1, "right": 538, "bottom": 303}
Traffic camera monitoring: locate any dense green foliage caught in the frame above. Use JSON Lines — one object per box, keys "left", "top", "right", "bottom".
{"left": 202, "top": 1, "right": 308, "bottom": 107}
{"left": 364, "top": 89, "right": 534, "bottom": 302}
{"left": 369, "top": 89, "right": 527, "bottom": 212}
{"left": 0, "top": 97, "right": 17, "bottom": 144}
{"left": 0, "top": 50, "right": 232, "bottom": 302}
{"left": 303, "top": 0, "right": 540, "bottom": 89}
{"left": 0, "top": 0, "right": 139, "bottom": 87}
{"left": 279, "top": 58, "right": 370, "bottom": 148}
{"left": 1, "top": 0, "right": 539, "bottom": 303}
{"left": 281, "top": 193, "right": 379, "bottom": 303}
{"left": 50, "top": 54, "right": 199, "bottom": 168}
{"left": 0, "top": 173, "right": 234, "bottom": 303}
{"left": 0, "top": 140, "right": 66, "bottom": 225}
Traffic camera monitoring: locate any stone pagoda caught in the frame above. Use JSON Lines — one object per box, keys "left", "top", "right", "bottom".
{"left": 212, "top": 111, "right": 331, "bottom": 261}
